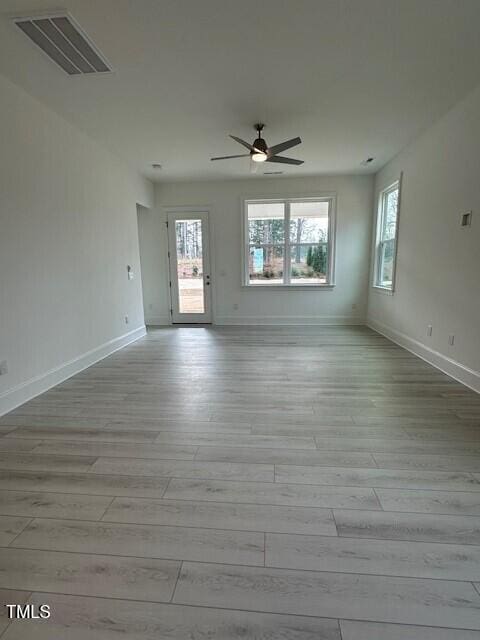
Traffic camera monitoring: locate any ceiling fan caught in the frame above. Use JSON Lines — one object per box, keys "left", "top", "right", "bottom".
{"left": 211, "top": 124, "right": 304, "bottom": 165}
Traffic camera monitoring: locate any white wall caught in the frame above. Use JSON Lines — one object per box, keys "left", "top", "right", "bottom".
{"left": 147, "top": 175, "right": 373, "bottom": 325}
{"left": 137, "top": 204, "right": 170, "bottom": 325}
{"left": 367, "top": 85, "right": 480, "bottom": 392}
{"left": 0, "top": 73, "right": 153, "bottom": 414}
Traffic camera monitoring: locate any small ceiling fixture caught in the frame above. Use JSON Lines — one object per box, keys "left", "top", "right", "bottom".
{"left": 13, "top": 12, "right": 112, "bottom": 75}
{"left": 211, "top": 124, "right": 304, "bottom": 166}
{"left": 151, "top": 163, "right": 162, "bottom": 170}
{"left": 361, "top": 157, "right": 375, "bottom": 165}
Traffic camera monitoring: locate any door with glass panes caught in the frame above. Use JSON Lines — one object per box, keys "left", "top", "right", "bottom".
{"left": 167, "top": 211, "right": 212, "bottom": 323}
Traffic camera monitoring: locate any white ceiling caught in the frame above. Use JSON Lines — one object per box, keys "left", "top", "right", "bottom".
{"left": 1, "top": 0, "right": 480, "bottom": 182}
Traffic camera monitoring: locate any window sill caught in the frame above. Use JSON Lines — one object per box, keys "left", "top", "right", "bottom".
{"left": 243, "top": 284, "right": 335, "bottom": 290}
{"left": 372, "top": 285, "right": 394, "bottom": 296}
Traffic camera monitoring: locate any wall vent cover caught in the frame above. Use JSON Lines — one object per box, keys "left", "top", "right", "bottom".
{"left": 14, "top": 13, "right": 112, "bottom": 75}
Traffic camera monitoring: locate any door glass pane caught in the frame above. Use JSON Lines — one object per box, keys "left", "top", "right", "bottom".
{"left": 290, "top": 201, "right": 329, "bottom": 242}
{"left": 175, "top": 219, "right": 204, "bottom": 314}
{"left": 290, "top": 244, "right": 328, "bottom": 283}
{"left": 248, "top": 245, "right": 284, "bottom": 284}
{"left": 248, "top": 202, "right": 285, "bottom": 244}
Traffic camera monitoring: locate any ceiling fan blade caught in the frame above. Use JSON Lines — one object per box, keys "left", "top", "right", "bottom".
{"left": 229, "top": 135, "right": 258, "bottom": 152}
{"left": 210, "top": 154, "right": 250, "bottom": 161}
{"left": 266, "top": 155, "right": 304, "bottom": 165}
{"left": 267, "top": 137, "right": 302, "bottom": 156}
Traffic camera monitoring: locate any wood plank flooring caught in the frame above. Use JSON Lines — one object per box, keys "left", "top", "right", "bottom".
{"left": 0, "top": 325, "right": 480, "bottom": 638}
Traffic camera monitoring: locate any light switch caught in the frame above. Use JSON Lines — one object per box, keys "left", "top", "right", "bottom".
{"left": 127, "top": 265, "right": 134, "bottom": 280}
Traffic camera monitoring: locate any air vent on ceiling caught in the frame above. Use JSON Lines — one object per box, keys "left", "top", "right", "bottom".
{"left": 14, "top": 13, "right": 112, "bottom": 75}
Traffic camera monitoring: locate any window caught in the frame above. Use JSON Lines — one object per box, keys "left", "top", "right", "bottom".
{"left": 374, "top": 180, "right": 400, "bottom": 290}
{"left": 244, "top": 198, "right": 335, "bottom": 286}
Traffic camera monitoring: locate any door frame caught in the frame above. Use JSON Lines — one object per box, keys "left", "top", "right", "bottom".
{"left": 164, "top": 206, "right": 215, "bottom": 324}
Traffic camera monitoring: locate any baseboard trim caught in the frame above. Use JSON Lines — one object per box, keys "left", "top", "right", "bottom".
{"left": 215, "top": 315, "right": 365, "bottom": 326}
{"left": 367, "top": 318, "right": 480, "bottom": 394}
{"left": 0, "top": 326, "right": 147, "bottom": 417}
{"left": 145, "top": 315, "right": 171, "bottom": 326}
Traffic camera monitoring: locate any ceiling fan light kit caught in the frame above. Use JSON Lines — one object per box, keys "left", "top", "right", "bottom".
{"left": 211, "top": 124, "right": 304, "bottom": 166}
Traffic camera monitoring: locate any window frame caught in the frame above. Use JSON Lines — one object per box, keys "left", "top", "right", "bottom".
{"left": 242, "top": 195, "right": 336, "bottom": 288}
{"left": 373, "top": 178, "right": 402, "bottom": 293}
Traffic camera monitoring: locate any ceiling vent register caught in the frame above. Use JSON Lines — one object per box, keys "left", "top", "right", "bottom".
{"left": 14, "top": 13, "right": 112, "bottom": 75}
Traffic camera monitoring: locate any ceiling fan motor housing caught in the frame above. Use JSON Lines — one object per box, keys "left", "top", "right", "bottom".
{"left": 252, "top": 137, "right": 268, "bottom": 154}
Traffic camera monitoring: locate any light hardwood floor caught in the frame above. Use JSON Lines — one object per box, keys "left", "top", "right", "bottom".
{"left": 1, "top": 325, "right": 480, "bottom": 639}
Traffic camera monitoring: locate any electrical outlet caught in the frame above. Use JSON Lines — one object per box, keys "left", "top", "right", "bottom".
{"left": 427, "top": 325, "right": 432, "bottom": 336}
{"left": 448, "top": 334, "right": 455, "bottom": 346}
{"left": 233, "top": 303, "right": 239, "bottom": 311}
{"left": 125, "top": 315, "right": 129, "bottom": 324}
{"left": 0, "top": 360, "right": 7, "bottom": 376}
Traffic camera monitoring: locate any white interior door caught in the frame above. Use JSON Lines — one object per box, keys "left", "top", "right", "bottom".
{"left": 167, "top": 211, "right": 212, "bottom": 324}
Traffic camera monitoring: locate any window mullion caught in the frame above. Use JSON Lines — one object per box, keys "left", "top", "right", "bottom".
{"left": 284, "top": 201, "right": 291, "bottom": 284}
